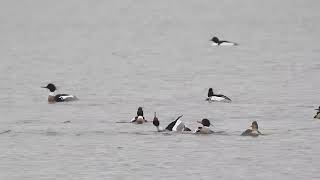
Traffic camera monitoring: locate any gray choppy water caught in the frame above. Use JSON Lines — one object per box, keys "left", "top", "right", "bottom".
{"left": 1, "top": 0, "right": 320, "bottom": 179}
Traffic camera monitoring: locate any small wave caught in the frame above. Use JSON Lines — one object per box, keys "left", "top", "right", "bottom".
{"left": 0, "top": 130, "right": 11, "bottom": 135}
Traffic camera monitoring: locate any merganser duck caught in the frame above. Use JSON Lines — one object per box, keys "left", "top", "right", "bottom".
{"left": 195, "top": 119, "right": 214, "bottom": 134}
{"left": 131, "top": 107, "right": 147, "bottom": 124}
{"left": 152, "top": 115, "right": 191, "bottom": 132}
{"left": 314, "top": 106, "right": 320, "bottom": 119}
{"left": 241, "top": 121, "right": 262, "bottom": 137}
{"left": 206, "top": 88, "right": 231, "bottom": 102}
{"left": 42, "top": 83, "right": 78, "bottom": 103}
{"left": 210, "top": 36, "right": 238, "bottom": 46}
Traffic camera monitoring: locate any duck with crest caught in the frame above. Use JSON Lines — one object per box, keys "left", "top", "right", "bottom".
{"left": 42, "top": 83, "right": 78, "bottom": 103}
{"left": 206, "top": 88, "right": 231, "bottom": 102}
{"left": 210, "top": 36, "right": 238, "bottom": 46}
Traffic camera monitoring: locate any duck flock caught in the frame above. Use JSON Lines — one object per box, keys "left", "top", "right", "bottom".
{"left": 39, "top": 79, "right": 320, "bottom": 137}
{"left": 3, "top": 36, "right": 318, "bottom": 136}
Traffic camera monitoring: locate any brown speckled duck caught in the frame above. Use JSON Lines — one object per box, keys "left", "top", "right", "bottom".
{"left": 241, "top": 121, "right": 262, "bottom": 137}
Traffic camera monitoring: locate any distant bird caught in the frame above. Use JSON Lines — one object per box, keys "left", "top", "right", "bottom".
{"left": 153, "top": 112, "right": 160, "bottom": 131}
{"left": 195, "top": 119, "right": 214, "bottom": 134}
{"left": 206, "top": 88, "right": 231, "bottom": 102}
{"left": 314, "top": 106, "right": 320, "bottom": 119}
{"left": 42, "top": 83, "right": 78, "bottom": 103}
{"left": 241, "top": 121, "right": 262, "bottom": 137}
{"left": 131, "top": 107, "right": 147, "bottom": 124}
{"left": 210, "top": 36, "right": 238, "bottom": 46}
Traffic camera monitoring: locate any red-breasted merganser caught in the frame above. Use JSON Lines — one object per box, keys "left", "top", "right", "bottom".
{"left": 42, "top": 83, "right": 78, "bottom": 103}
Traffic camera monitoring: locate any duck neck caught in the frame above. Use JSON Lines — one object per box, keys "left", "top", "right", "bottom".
{"left": 47, "top": 91, "right": 56, "bottom": 103}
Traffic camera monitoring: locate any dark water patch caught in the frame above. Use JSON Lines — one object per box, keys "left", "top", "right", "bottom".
{"left": 118, "top": 131, "right": 151, "bottom": 136}
{"left": 213, "top": 131, "right": 229, "bottom": 135}
{"left": 0, "top": 130, "right": 11, "bottom": 135}
{"left": 295, "top": 105, "right": 316, "bottom": 108}
{"left": 287, "top": 127, "right": 319, "bottom": 132}
{"left": 18, "top": 120, "right": 39, "bottom": 124}
{"left": 87, "top": 103, "right": 104, "bottom": 107}
{"left": 93, "top": 130, "right": 105, "bottom": 134}
{"left": 45, "top": 131, "right": 60, "bottom": 136}
{"left": 74, "top": 130, "right": 111, "bottom": 136}
{"left": 115, "top": 121, "right": 131, "bottom": 123}
{"left": 116, "top": 121, "right": 152, "bottom": 124}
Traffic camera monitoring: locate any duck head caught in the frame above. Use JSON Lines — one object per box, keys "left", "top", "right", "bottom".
{"left": 210, "top": 37, "right": 219, "bottom": 43}
{"left": 251, "top": 121, "right": 259, "bottom": 130}
{"left": 42, "top": 83, "right": 57, "bottom": 92}
{"left": 197, "top": 118, "right": 211, "bottom": 127}
{"left": 208, "top": 88, "right": 214, "bottom": 97}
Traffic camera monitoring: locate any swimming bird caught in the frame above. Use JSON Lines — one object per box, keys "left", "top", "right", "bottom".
{"left": 241, "top": 121, "right": 262, "bottom": 137}
{"left": 195, "top": 119, "right": 214, "bottom": 134}
{"left": 131, "top": 107, "right": 147, "bottom": 124}
{"left": 314, "top": 106, "right": 320, "bottom": 119}
{"left": 206, "top": 88, "right": 231, "bottom": 102}
{"left": 210, "top": 36, "right": 238, "bottom": 46}
{"left": 42, "top": 83, "right": 78, "bottom": 103}
{"left": 152, "top": 112, "right": 161, "bottom": 131}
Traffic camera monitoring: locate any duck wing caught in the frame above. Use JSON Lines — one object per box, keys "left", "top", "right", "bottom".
{"left": 165, "top": 115, "right": 183, "bottom": 131}
{"left": 219, "top": 40, "right": 238, "bottom": 46}
{"left": 55, "top": 94, "right": 78, "bottom": 102}
{"left": 215, "top": 94, "right": 232, "bottom": 101}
